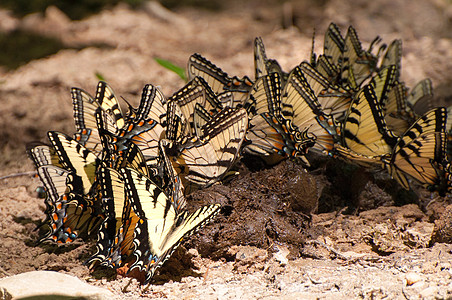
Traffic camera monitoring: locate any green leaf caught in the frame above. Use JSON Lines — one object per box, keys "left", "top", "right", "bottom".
{"left": 154, "top": 57, "right": 187, "bottom": 81}
{"left": 95, "top": 72, "right": 106, "bottom": 81}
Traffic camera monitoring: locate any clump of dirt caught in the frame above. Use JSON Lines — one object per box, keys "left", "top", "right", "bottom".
{"left": 431, "top": 204, "right": 452, "bottom": 243}
{"left": 185, "top": 159, "right": 316, "bottom": 259}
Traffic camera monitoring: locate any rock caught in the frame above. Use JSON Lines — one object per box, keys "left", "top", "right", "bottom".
{"left": 228, "top": 245, "right": 268, "bottom": 264}
{"left": 45, "top": 6, "right": 71, "bottom": 29}
{"left": 405, "top": 272, "right": 422, "bottom": 286}
{"left": 403, "top": 222, "right": 434, "bottom": 248}
{"left": 228, "top": 245, "right": 268, "bottom": 273}
{"left": 431, "top": 204, "right": 452, "bottom": 244}
{"left": 0, "top": 9, "right": 19, "bottom": 33}
{"left": 420, "top": 286, "right": 438, "bottom": 298}
{"left": 20, "top": 6, "right": 71, "bottom": 38}
{"left": 370, "top": 222, "right": 408, "bottom": 253}
{"left": 0, "top": 271, "right": 114, "bottom": 300}
{"left": 273, "top": 244, "right": 290, "bottom": 265}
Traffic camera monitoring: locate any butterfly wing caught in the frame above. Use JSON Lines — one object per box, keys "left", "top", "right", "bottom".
{"left": 85, "top": 166, "right": 142, "bottom": 269}
{"left": 323, "top": 23, "right": 345, "bottom": 67}
{"left": 254, "top": 37, "right": 269, "bottom": 79}
{"left": 369, "top": 66, "right": 397, "bottom": 106}
{"left": 175, "top": 107, "right": 248, "bottom": 187}
{"left": 130, "top": 84, "right": 167, "bottom": 124}
{"left": 36, "top": 165, "right": 71, "bottom": 242}
{"left": 121, "top": 168, "right": 220, "bottom": 284}
{"left": 26, "top": 142, "right": 62, "bottom": 168}
{"left": 187, "top": 53, "right": 253, "bottom": 106}
{"left": 281, "top": 66, "right": 336, "bottom": 153}
{"left": 386, "top": 108, "right": 447, "bottom": 189}
{"left": 116, "top": 118, "right": 165, "bottom": 167}
{"left": 95, "top": 81, "right": 125, "bottom": 131}
{"left": 380, "top": 39, "right": 402, "bottom": 78}
{"left": 340, "top": 85, "right": 398, "bottom": 161}
{"left": 47, "top": 131, "right": 98, "bottom": 195}
{"left": 407, "top": 78, "right": 434, "bottom": 116}
{"left": 342, "top": 26, "right": 379, "bottom": 89}
{"left": 299, "top": 62, "right": 352, "bottom": 120}
{"left": 245, "top": 72, "right": 282, "bottom": 117}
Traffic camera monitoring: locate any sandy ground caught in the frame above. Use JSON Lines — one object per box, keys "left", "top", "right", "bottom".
{"left": 1, "top": 0, "right": 452, "bottom": 298}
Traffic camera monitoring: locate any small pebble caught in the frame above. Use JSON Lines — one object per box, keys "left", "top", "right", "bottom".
{"left": 420, "top": 286, "right": 437, "bottom": 298}
{"left": 406, "top": 272, "right": 422, "bottom": 286}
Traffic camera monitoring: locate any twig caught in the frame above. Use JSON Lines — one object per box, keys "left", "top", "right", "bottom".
{"left": 203, "top": 266, "right": 210, "bottom": 283}
{"left": 0, "top": 171, "right": 37, "bottom": 180}
{"left": 306, "top": 272, "right": 322, "bottom": 284}
{"left": 307, "top": 240, "right": 349, "bottom": 260}
{"left": 122, "top": 277, "right": 133, "bottom": 293}
{"left": 141, "top": 282, "right": 153, "bottom": 295}
{"left": 401, "top": 287, "right": 411, "bottom": 300}
{"left": 0, "top": 266, "right": 10, "bottom": 277}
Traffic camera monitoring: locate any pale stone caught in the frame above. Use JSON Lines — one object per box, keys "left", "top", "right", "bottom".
{"left": 406, "top": 272, "right": 422, "bottom": 286}
{"left": 0, "top": 271, "right": 114, "bottom": 300}
{"left": 273, "top": 244, "right": 290, "bottom": 265}
{"left": 420, "top": 286, "right": 438, "bottom": 298}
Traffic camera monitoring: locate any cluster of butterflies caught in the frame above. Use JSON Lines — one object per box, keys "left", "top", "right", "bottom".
{"left": 27, "top": 22, "right": 452, "bottom": 284}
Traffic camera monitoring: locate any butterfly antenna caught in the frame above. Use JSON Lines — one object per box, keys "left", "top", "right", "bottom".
{"left": 310, "top": 27, "right": 316, "bottom": 65}
{"left": 0, "top": 171, "right": 37, "bottom": 180}
{"left": 121, "top": 96, "right": 136, "bottom": 119}
{"left": 369, "top": 36, "right": 382, "bottom": 53}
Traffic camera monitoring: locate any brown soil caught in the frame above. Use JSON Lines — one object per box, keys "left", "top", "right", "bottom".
{"left": 1, "top": 1, "right": 452, "bottom": 298}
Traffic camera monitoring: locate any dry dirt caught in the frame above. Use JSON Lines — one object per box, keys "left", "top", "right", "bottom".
{"left": 1, "top": 0, "right": 452, "bottom": 299}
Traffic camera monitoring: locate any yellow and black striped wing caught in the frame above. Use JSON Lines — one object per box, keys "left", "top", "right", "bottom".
{"left": 85, "top": 166, "right": 139, "bottom": 269}
{"left": 245, "top": 72, "right": 282, "bottom": 118}
{"left": 369, "top": 65, "right": 397, "bottom": 106}
{"left": 72, "top": 87, "right": 101, "bottom": 153}
{"left": 85, "top": 167, "right": 125, "bottom": 267}
{"left": 323, "top": 23, "right": 344, "bottom": 67}
{"left": 381, "top": 82, "right": 416, "bottom": 135}
{"left": 27, "top": 142, "right": 62, "bottom": 168}
{"left": 407, "top": 78, "right": 434, "bottom": 116}
{"left": 133, "top": 84, "right": 167, "bottom": 124}
{"left": 386, "top": 108, "right": 447, "bottom": 189}
{"left": 193, "top": 103, "right": 213, "bottom": 138}
{"left": 341, "top": 85, "right": 398, "bottom": 159}
{"left": 47, "top": 131, "right": 98, "bottom": 195}
{"left": 158, "top": 139, "right": 186, "bottom": 211}
{"left": 244, "top": 112, "right": 295, "bottom": 157}
{"left": 176, "top": 107, "right": 248, "bottom": 187}
{"left": 254, "top": 37, "right": 269, "bottom": 79}
{"left": 118, "top": 118, "right": 165, "bottom": 167}
{"left": 254, "top": 37, "right": 287, "bottom": 83}
{"left": 36, "top": 165, "right": 70, "bottom": 243}
{"left": 36, "top": 165, "right": 102, "bottom": 244}
{"left": 281, "top": 66, "right": 336, "bottom": 153}
{"left": 380, "top": 39, "right": 402, "bottom": 78}
{"left": 398, "top": 107, "right": 446, "bottom": 143}
{"left": 315, "top": 54, "right": 340, "bottom": 84}
{"left": 95, "top": 81, "right": 125, "bottom": 131}
{"left": 389, "top": 132, "right": 446, "bottom": 189}
{"left": 72, "top": 87, "right": 117, "bottom": 155}
{"left": 37, "top": 165, "right": 69, "bottom": 211}
{"left": 299, "top": 62, "right": 352, "bottom": 120}
{"left": 168, "top": 76, "right": 222, "bottom": 134}
{"left": 342, "top": 26, "right": 379, "bottom": 89}
{"left": 121, "top": 167, "right": 220, "bottom": 284}
{"left": 187, "top": 53, "right": 253, "bottom": 106}
{"left": 199, "top": 106, "right": 248, "bottom": 164}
